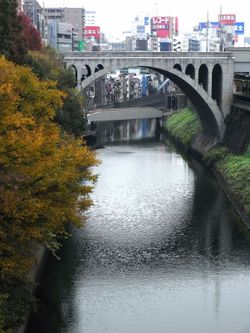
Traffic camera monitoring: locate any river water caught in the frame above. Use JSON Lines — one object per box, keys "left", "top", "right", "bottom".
{"left": 27, "top": 140, "right": 250, "bottom": 333}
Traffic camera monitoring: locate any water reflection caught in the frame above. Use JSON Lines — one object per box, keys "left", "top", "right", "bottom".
{"left": 27, "top": 142, "right": 250, "bottom": 333}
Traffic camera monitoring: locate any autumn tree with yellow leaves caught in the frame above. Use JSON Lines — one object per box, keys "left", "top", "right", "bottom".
{"left": 0, "top": 56, "right": 98, "bottom": 330}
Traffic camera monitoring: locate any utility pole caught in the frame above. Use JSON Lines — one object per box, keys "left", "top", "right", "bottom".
{"left": 206, "top": 10, "right": 209, "bottom": 52}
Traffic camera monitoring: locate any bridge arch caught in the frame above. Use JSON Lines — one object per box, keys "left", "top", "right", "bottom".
{"left": 185, "top": 64, "right": 195, "bottom": 79}
{"left": 212, "top": 64, "right": 222, "bottom": 108}
{"left": 80, "top": 64, "right": 92, "bottom": 82}
{"left": 77, "top": 63, "right": 224, "bottom": 139}
{"left": 198, "top": 64, "right": 208, "bottom": 92}
{"left": 173, "top": 64, "right": 182, "bottom": 72}
{"left": 95, "top": 64, "right": 104, "bottom": 72}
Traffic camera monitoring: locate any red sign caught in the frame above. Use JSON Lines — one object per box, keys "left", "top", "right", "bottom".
{"left": 151, "top": 16, "right": 178, "bottom": 37}
{"left": 175, "top": 17, "right": 179, "bottom": 34}
{"left": 151, "top": 16, "right": 172, "bottom": 30}
{"left": 152, "top": 16, "right": 170, "bottom": 24}
{"left": 157, "top": 29, "right": 169, "bottom": 38}
{"left": 218, "top": 14, "right": 236, "bottom": 26}
{"left": 84, "top": 26, "right": 100, "bottom": 39}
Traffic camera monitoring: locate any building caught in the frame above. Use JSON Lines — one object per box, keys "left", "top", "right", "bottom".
{"left": 17, "top": 0, "right": 23, "bottom": 11}
{"left": 23, "top": 0, "right": 45, "bottom": 37}
{"left": 44, "top": 7, "right": 85, "bottom": 42}
{"left": 197, "top": 13, "right": 244, "bottom": 50}
{"left": 188, "top": 37, "right": 200, "bottom": 51}
{"left": 173, "top": 36, "right": 182, "bottom": 51}
{"left": 129, "top": 16, "right": 151, "bottom": 51}
{"left": 47, "top": 21, "right": 74, "bottom": 52}
{"left": 85, "top": 10, "right": 96, "bottom": 26}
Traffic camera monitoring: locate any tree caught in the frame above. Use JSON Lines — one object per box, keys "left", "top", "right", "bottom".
{"left": 25, "top": 49, "right": 85, "bottom": 137}
{"left": 0, "top": 56, "right": 98, "bottom": 329}
{"left": 55, "top": 88, "right": 86, "bottom": 136}
{"left": 24, "top": 49, "right": 61, "bottom": 80}
{"left": 19, "top": 12, "right": 42, "bottom": 51}
{"left": 0, "top": 0, "right": 27, "bottom": 63}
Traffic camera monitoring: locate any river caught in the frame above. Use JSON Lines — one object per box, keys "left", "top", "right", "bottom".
{"left": 27, "top": 140, "right": 250, "bottom": 333}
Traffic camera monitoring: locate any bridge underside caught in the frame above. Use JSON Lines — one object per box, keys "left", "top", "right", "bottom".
{"left": 148, "top": 67, "right": 221, "bottom": 139}
{"left": 86, "top": 66, "right": 223, "bottom": 139}
{"left": 65, "top": 53, "right": 234, "bottom": 140}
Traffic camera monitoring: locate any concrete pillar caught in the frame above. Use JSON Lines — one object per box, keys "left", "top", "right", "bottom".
{"left": 194, "top": 64, "right": 199, "bottom": 86}
{"left": 221, "top": 62, "right": 234, "bottom": 119}
{"left": 76, "top": 64, "right": 82, "bottom": 90}
{"left": 208, "top": 64, "right": 213, "bottom": 97}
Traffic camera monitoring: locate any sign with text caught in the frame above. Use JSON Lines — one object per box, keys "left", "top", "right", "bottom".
{"left": 198, "top": 21, "right": 244, "bottom": 35}
{"left": 151, "top": 16, "right": 171, "bottom": 30}
{"left": 144, "top": 17, "right": 149, "bottom": 25}
{"left": 84, "top": 26, "right": 100, "bottom": 39}
{"left": 218, "top": 14, "right": 236, "bottom": 26}
{"left": 234, "top": 22, "right": 245, "bottom": 35}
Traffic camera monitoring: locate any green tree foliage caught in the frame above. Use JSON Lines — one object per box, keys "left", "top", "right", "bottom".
{"left": 55, "top": 89, "right": 86, "bottom": 136}
{"left": 25, "top": 49, "right": 84, "bottom": 136}
{"left": 0, "top": 56, "right": 98, "bottom": 330}
{"left": 0, "top": 0, "right": 27, "bottom": 64}
{"left": 24, "top": 48, "right": 63, "bottom": 80}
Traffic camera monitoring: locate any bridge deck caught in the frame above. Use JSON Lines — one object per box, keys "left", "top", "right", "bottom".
{"left": 87, "top": 107, "right": 163, "bottom": 122}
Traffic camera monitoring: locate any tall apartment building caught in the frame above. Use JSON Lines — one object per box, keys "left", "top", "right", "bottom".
{"left": 23, "top": 0, "right": 44, "bottom": 37}
{"left": 43, "top": 7, "right": 85, "bottom": 42}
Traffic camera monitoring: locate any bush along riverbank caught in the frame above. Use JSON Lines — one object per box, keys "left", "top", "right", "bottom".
{"left": 0, "top": 56, "right": 99, "bottom": 333}
{"left": 164, "top": 108, "right": 250, "bottom": 228}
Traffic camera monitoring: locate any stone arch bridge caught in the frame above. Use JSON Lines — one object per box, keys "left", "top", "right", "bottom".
{"left": 64, "top": 51, "right": 234, "bottom": 140}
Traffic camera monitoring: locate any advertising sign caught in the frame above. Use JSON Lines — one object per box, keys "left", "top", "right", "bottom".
{"left": 84, "top": 26, "right": 100, "bottom": 39}
{"left": 175, "top": 17, "right": 179, "bottom": 34}
{"left": 151, "top": 16, "right": 178, "bottom": 38}
{"left": 198, "top": 21, "right": 244, "bottom": 35}
{"left": 218, "top": 14, "right": 236, "bottom": 26}
{"left": 198, "top": 22, "right": 219, "bottom": 30}
{"left": 78, "top": 40, "right": 85, "bottom": 51}
{"left": 144, "top": 17, "right": 149, "bottom": 25}
{"left": 151, "top": 16, "right": 171, "bottom": 30}
{"left": 234, "top": 22, "right": 244, "bottom": 35}
{"left": 157, "top": 30, "right": 169, "bottom": 38}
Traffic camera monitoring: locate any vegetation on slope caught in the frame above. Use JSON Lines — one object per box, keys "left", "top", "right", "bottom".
{"left": 165, "top": 108, "right": 250, "bottom": 219}
{"left": 0, "top": 56, "right": 98, "bottom": 331}
{"left": 0, "top": 3, "right": 97, "bottom": 330}
{"left": 165, "top": 108, "right": 201, "bottom": 145}
{"left": 205, "top": 147, "right": 250, "bottom": 215}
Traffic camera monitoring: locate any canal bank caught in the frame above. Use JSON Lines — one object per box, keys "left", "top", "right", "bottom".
{"left": 164, "top": 108, "right": 250, "bottom": 230}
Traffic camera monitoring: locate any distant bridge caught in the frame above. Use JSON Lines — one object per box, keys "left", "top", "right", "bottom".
{"left": 87, "top": 107, "right": 163, "bottom": 122}
{"left": 64, "top": 51, "right": 236, "bottom": 140}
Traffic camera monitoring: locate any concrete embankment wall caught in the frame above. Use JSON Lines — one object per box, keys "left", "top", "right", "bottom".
{"left": 223, "top": 103, "right": 250, "bottom": 154}
{"left": 14, "top": 247, "right": 48, "bottom": 333}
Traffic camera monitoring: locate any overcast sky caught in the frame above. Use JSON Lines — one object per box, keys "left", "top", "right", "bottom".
{"left": 42, "top": 0, "right": 249, "bottom": 41}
